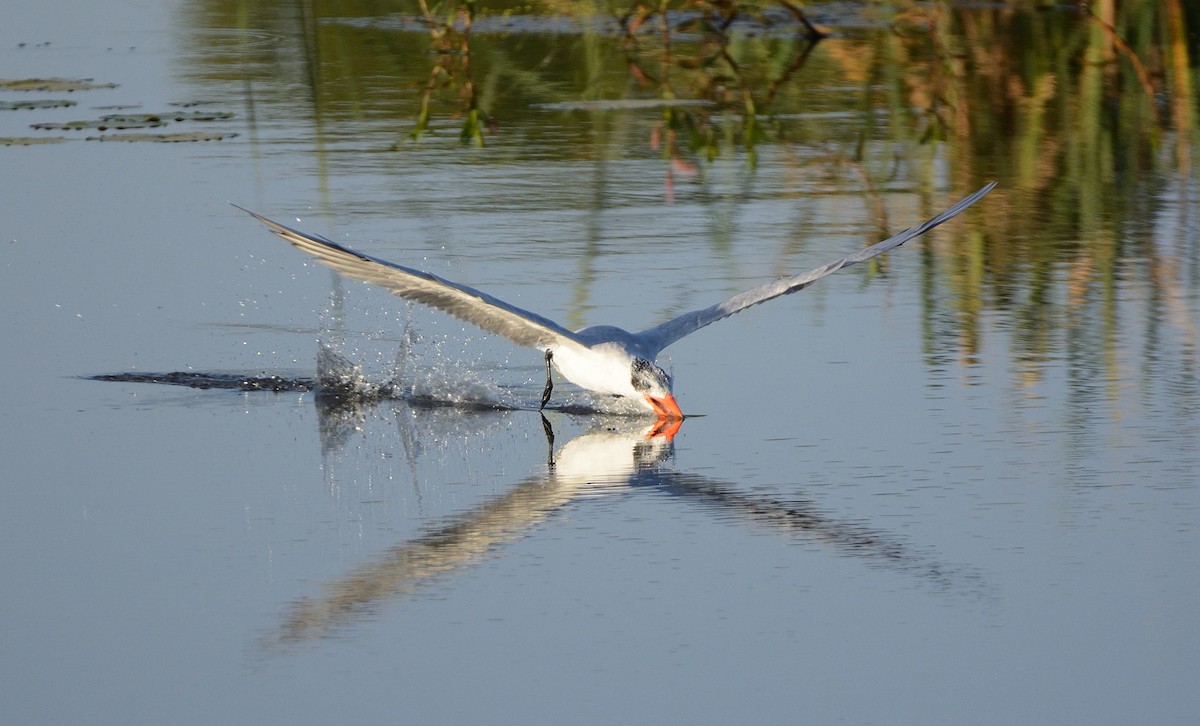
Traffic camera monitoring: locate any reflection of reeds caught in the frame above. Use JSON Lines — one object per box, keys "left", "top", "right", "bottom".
{"left": 183, "top": 0, "right": 1198, "bottom": 415}
{"left": 914, "top": 2, "right": 1198, "bottom": 398}
{"left": 411, "top": 0, "right": 487, "bottom": 145}
{"left": 619, "top": 9, "right": 823, "bottom": 162}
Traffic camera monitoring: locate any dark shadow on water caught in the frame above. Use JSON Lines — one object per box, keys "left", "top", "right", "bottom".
{"left": 88, "top": 370, "right": 318, "bottom": 393}
{"left": 86, "top": 369, "right": 616, "bottom": 415}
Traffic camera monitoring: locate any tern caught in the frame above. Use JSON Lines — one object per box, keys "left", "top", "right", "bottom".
{"left": 238, "top": 182, "right": 994, "bottom": 420}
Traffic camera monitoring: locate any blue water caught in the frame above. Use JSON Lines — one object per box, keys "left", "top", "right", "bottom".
{"left": 2, "top": 2, "right": 1197, "bottom": 724}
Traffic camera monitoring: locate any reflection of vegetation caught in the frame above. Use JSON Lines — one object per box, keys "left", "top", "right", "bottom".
{"left": 394, "top": 0, "right": 829, "bottom": 152}
{"left": 613, "top": 1, "right": 824, "bottom": 164}
{"left": 176, "top": 0, "right": 1199, "bottom": 416}
{"left": 905, "top": 2, "right": 1198, "bottom": 399}
{"left": 409, "top": 0, "right": 490, "bottom": 145}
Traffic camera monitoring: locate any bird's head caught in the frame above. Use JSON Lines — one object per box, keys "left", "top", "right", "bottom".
{"left": 631, "top": 357, "right": 682, "bottom": 420}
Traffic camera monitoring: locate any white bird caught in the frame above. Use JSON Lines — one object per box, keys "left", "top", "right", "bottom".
{"left": 238, "top": 182, "right": 994, "bottom": 421}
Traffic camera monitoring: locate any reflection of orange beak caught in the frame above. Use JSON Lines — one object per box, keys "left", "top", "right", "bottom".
{"left": 646, "top": 416, "right": 683, "bottom": 441}
{"left": 645, "top": 393, "right": 683, "bottom": 420}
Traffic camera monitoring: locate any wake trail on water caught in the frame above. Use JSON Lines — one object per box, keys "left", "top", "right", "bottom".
{"left": 88, "top": 340, "right": 639, "bottom": 416}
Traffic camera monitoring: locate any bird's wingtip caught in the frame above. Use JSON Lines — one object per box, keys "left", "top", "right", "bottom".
{"left": 229, "top": 202, "right": 266, "bottom": 221}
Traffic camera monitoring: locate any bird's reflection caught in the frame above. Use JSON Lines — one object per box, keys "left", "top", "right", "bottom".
{"left": 89, "top": 344, "right": 985, "bottom": 646}
{"left": 89, "top": 342, "right": 984, "bottom": 642}
{"left": 271, "top": 396, "right": 985, "bottom": 647}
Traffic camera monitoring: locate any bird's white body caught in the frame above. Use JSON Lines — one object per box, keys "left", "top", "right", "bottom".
{"left": 238, "top": 183, "right": 994, "bottom": 425}
{"left": 552, "top": 328, "right": 652, "bottom": 398}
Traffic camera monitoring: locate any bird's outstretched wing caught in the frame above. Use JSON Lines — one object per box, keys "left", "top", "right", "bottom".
{"left": 236, "top": 206, "right": 587, "bottom": 352}
{"left": 635, "top": 182, "right": 996, "bottom": 355}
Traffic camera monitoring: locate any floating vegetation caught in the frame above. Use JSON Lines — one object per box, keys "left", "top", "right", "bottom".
{"left": 32, "top": 110, "right": 234, "bottom": 132}
{"left": 34, "top": 115, "right": 165, "bottom": 131}
{"left": 85, "top": 131, "right": 240, "bottom": 143}
{"left": 0, "top": 98, "right": 76, "bottom": 111}
{"left": 0, "top": 136, "right": 67, "bottom": 146}
{"left": 167, "top": 110, "right": 234, "bottom": 122}
{"left": 28, "top": 120, "right": 90, "bottom": 131}
{"left": 0, "top": 76, "right": 237, "bottom": 143}
{"left": 0, "top": 77, "right": 118, "bottom": 92}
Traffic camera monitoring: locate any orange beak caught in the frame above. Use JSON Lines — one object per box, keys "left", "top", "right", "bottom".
{"left": 645, "top": 393, "right": 683, "bottom": 420}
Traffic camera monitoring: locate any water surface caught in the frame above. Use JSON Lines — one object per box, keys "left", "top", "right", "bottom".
{"left": 2, "top": 1, "right": 1197, "bottom": 724}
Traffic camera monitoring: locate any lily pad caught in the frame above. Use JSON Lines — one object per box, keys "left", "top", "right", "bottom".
{"left": 0, "top": 77, "right": 118, "bottom": 92}
{"left": 29, "top": 120, "right": 93, "bottom": 131}
{"left": 96, "top": 113, "right": 169, "bottom": 129}
{"left": 31, "top": 111, "right": 234, "bottom": 131}
{"left": 33, "top": 114, "right": 167, "bottom": 131}
{"left": 0, "top": 136, "right": 68, "bottom": 146}
{"left": 166, "top": 110, "right": 234, "bottom": 122}
{"left": 0, "top": 98, "right": 77, "bottom": 111}
{"left": 86, "top": 131, "right": 239, "bottom": 142}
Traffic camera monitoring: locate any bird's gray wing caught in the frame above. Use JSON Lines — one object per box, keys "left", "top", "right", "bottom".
{"left": 236, "top": 206, "right": 587, "bottom": 351}
{"left": 635, "top": 182, "right": 996, "bottom": 355}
